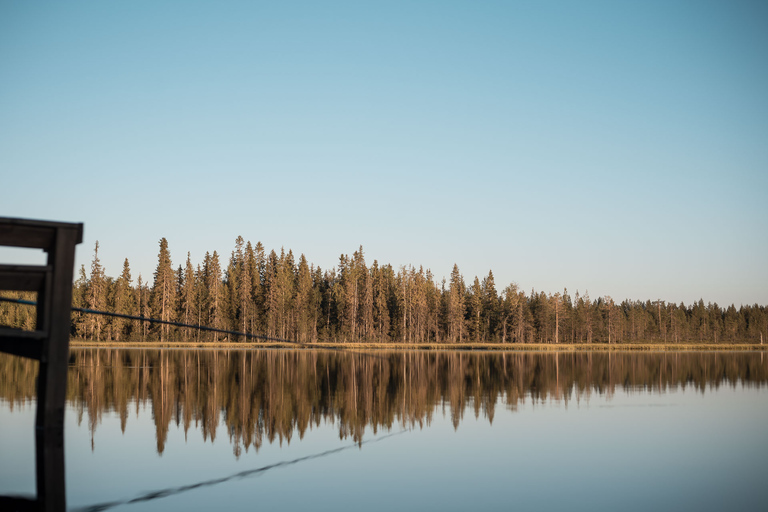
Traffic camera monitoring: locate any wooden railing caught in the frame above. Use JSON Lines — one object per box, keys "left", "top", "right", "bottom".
{"left": 0, "top": 217, "right": 83, "bottom": 512}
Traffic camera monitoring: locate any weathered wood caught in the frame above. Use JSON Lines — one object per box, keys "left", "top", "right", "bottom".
{"left": 0, "top": 224, "right": 54, "bottom": 250}
{"left": 0, "top": 327, "right": 46, "bottom": 339}
{"left": 0, "top": 329, "right": 44, "bottom": 360}
{"left": 0, "top": 217, "right": 83, "bottom": 249}
{"left": 37, "top": 226, "right": 80, "bottom": 512}
{"left": 0, "top": 217, "right": 82, "bottom": 512}
{"left": 0, "top": 264, "right": 50, "bottom": 293}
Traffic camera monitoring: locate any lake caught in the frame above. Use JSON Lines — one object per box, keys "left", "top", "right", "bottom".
{"left": 1, "top": 349, "right": 767, "bottom": 511}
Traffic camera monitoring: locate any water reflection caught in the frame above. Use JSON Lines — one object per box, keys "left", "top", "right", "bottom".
{"left": 1, "top": 349, "right": 766, "bottom": 456}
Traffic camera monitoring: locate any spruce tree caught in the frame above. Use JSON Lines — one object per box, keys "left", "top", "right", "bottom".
{"left": 204, "top": 251, "right": 223, "bottom": 340}
{"left": 244, "top": 241, "right": 260, "bottom": 335}
{"left": 264, "top": 250, "right": 279, "bottom": 338}
{"left": 179, "top": 252, "right": 196, "bottom": 340}
{"left": 112, "top": 258, "right": 135, "bottom": 342}
{"left": 294, "top": 254, "right": 313, "bottom": 342}
{"left": 150, "top": 238, "right": 177, "bottom": 342}
{"left": 87, "top": 241, "right": 107, "bottom": 341}
{"left": 482, "top": 270, "right": 499, "bottom": 342}
{"left": 277, "top": 249, "right": 295, "bottom": 339}
{"left": 448, "top": 264, "right": 465, "bottom": 342}
{"left": 236, "top": 238, "right": 252, "bottom": 337}
{"left": 468, "top": 277, "right": 482, "bottom": 342}
{"left": 371, "top": 260, "right": 390, "bottom": 342}
{"left": 72, "top": 264, "right": 88, "bottom": 339}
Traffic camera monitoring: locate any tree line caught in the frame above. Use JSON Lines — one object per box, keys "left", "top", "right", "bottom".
{"left": 1, "top": 237, "right": 766, "bottom": 344}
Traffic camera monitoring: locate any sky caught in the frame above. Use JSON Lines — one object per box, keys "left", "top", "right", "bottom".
{"left": 1, "top": 0, "right": 766, "bottom": 307}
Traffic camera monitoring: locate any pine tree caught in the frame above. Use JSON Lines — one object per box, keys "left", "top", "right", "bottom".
{"left": 112, "top": 258, "right": 135, "bottom": 342}
{"left": 411, "top": 266, "right": 428, "bottom": 343}
{"left": 243, "top": 241, "right": 258, "bottom": 335}
{"left": 500, "top": 283, "right": 520, "bottom": 344}
{"left": 225, "top": 243, "right": 241, "bottom": 335}
{"left": 179, "top": 252, "right": 196, "bottom": 340}
{"left": 72, "top": 264, "right": 88, "bottom": 339}
{"left": 136, "top": 274, "right": 149, "bottom": 342}
{"left": 87, "top": 241, "right": 107, "bottom": 341}
{"left": 277, "top": 249, "right": 295, "bottom": 340}
{"left": 424, "top": 269, "right": 440, "bottom": 343}
{"left": 150, "top": 238, "right": 177, "bottom": 342}
{"left": 203, "top": 251, "right": 223, "bottom": 341}
{"left": 552, "top": 292, "right": 562, "bottom": 344}
{"left": 264, "top": 250, "right": 280, "bottom": 338}
{"left": 358, "top": 249, "right": 374, "bottom": 341}
{"left": 333, "top": 254, "right": 349, "bottom": 340}
{"left": 253, "top": 242, "right": 266, "bottom": 333}
{"left": 371, "top": 260, "right": 390, "bottom": 342}
{"left": 482, "top": 270, "right": 499, "bottom": 342}
{"left": 468, "top": 277, "right": 482, "bottom": 342}
{"left": 338, "top": 252, "right": 358, "bottom": 340}
{"left": 294, "top": 254, "right": 313, "bottom": 342}
{"left": 448, "top": 264, "right": 466, "bottom": 343}
{"left": 394, "top": 266, "right": 409, "bottom": 342}
{"left": 311, "top": 265, "right": 324, "bottom": 342}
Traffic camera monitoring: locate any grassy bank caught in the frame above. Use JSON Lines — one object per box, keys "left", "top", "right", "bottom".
{"left": 69, "top": 339, "right": 767, "bottom": 351}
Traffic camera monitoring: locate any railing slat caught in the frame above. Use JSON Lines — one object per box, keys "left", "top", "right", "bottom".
{"left": 0, "top": 264, "right": 51, "bottom": 292}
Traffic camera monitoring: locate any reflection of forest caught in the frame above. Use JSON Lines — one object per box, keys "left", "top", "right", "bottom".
{"left": 2, "top": 350, "right": 766, "bottom": 456}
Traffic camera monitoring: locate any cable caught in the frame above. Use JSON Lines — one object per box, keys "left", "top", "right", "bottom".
{"left": 0, "top": 296, "right": 296, "bottom": 344}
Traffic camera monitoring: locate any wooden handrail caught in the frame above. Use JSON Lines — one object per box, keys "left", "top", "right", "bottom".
{"left": 0, "top": 217, "right": 83, "bottom": 512}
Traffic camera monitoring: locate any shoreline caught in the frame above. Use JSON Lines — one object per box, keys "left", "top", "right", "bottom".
{"left": 69, "top": 340, "right": 768, "bottom": 351}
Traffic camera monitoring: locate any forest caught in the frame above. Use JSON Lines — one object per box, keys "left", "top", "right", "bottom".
{"left": 1, "top": 237, "right": 766, "bottom": 344}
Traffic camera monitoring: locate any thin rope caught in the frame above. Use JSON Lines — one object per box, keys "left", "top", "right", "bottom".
{"left": 0, "top": 296, "right": 296, "bottom": 344}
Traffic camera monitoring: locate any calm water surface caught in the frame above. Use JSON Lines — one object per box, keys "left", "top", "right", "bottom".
{"left": 1, "top": 349, "right": 767, "bottom": 511}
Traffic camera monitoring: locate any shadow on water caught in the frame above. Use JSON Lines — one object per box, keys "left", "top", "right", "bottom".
{"left": 70, "top": 429, "right": 407, "bottom": 512}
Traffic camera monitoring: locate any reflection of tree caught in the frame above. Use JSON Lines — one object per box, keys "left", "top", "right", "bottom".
{"left": 1, "top": 350, "right": 766, "bottom": 457}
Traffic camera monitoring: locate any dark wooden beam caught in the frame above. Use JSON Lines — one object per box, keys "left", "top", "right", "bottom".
{"left": 35, "top": 225, "right": 80, "bottom": 512}
{"left": 0, "top": 217, "right": 83, "bottom": 250}
{"left": 0, "top": 217, "right": 83, "bottom": 512}
{"left": 0, "top": 265, "right": 50, "bottom": 292}
{"left": 0, "top": 329, "right": 44, "bottom": 360}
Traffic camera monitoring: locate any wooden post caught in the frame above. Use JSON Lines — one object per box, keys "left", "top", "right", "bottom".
{"left": 0, "top": 217, "right": 83, "bottom": 512}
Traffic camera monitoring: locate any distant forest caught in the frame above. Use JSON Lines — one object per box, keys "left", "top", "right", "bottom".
{"left": 1, "top": 237, "right": 766, "bottom": 344}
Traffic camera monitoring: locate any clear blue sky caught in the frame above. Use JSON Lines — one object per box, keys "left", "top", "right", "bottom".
{"left": 1, "top": 0, "right": 766, "bottom": 307}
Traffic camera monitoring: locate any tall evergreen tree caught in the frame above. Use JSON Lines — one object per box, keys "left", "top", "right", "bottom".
{"left": 358, "top": 250, "right": 374, "bottom": 341}
{"left": 204, "top": 251, "right": 224, "bottom": 340}
{"left": 179, "top": 252, "right": 196, "bottom": 340}
{"left": 468, "top": 277, "right": 483, "bottom": 342}
{"left": 551, "top": 292, "right": 562, "bottom": 344}
{"left": 87, "top": 241, "right": 107, "bottom": 341}
{"left": 264, "top": 250, "right": 280, "bottom": 338}
{"left": 136, "top": 274, "right": 149, "bottom": 342}
{"left": 243, "top": 241, "right": 258, "bottom": 335}
{"left": 500, "top": 283, "right": 520, "bottom": 344}
{"left": 482, "top": 270, "right": 499, "bottom": 342}
{"left": 294, "top": 254, "right": 313, "bottom": 343}
{"left": 448, "top": 264, "right": 466, "bottom": 343}
{"left": 371, "top": 261, "right": 390, "bottom": 342}
{"left": 112, "top": 258, "right": 135, "bottom": 342}
{"left": 72, "top": 264, "right": 88, "bottom": 339}
{"left": 150, "top": 238, "right": 177, "bottom": 342}
{"left": 277, "top": 249, "right": 296, "bottom": 340}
